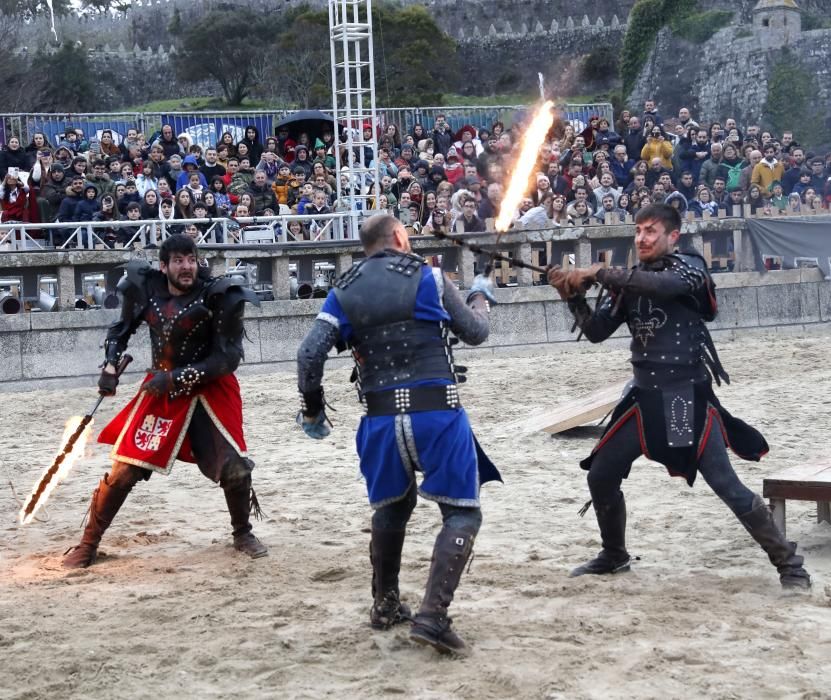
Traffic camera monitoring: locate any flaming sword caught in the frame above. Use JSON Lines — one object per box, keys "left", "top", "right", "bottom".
{"left": 19, "top": 354, "right": 133, "bottom": 525}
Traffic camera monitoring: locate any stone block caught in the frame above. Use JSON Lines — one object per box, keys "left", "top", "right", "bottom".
{"left": 817, "top": 281, "right": 831, "bottom": 322}
{"left": 543, "top": 300, "right": 576, "bottom": 342}
{"left": 711, "top": 286, "right": 759, "bottom": 330}
{"left": 0, "top": 333, "right": 23, "bottom": 381}
{"left": 478, "top": 301, "right": 548, "bottom": 348}
{"left": 241, "top": 317, "right": 262, "bottom": 364}
{"left": 0, "top": 314, "right": 31, "bottom": 333}
{"left": 756, "top": 283, "right": 821, "bottom": 327}
{"left": 258, "top": 315, "right": 320, "bottom": 363}
{"left": 30, "top": 308, "right": 117, "bottom": 330}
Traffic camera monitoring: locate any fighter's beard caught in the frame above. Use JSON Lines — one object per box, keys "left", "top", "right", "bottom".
{"left": 168, "top": 272, "right": 195, "bottom": 292}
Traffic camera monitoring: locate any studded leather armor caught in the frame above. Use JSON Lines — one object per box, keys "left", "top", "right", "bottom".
{"left": 104, "top": 260, "right": 258, "bottom": 397}
{"left": 570, "top": 252, "right": 728, "bottom": 387}
{"left": 332, "top": 250, "right": 459, "bottom": 397}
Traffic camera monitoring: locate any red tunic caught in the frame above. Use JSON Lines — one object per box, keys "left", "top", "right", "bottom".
{"left": 98, "top": 373, "right": 247, "bottom": 475}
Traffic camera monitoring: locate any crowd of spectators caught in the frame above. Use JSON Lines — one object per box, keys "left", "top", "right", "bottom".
{"left": 0, "top": 98, "right": 830, "bottom": 247}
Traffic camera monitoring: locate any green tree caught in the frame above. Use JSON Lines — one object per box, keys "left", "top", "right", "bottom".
{"left": 372, "top": 5, "right": 459, "bottom": 106}
{"left": 29, "top": 42, "right": 96, "bottom": 111}
{"left": 620, "top": 0, "right": 666, "bottom": 97}
{"left": 0, "top": 0, "right": 70, "bottom": 19}
{"left": 174, "top": 8, "right": 278, "bottom": 106}
{"left": 766, "top": 51, "right": 829, "bottom": 149}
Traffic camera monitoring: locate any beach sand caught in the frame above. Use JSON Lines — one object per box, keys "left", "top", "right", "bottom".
{"left": 1, "top": 333, "right": 830, "bottom": 699}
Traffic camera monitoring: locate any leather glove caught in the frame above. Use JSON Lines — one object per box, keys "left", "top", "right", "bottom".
{"left": 143, "top": 371, "right": 174, "bottom": 397}
{"left": 296, "top": 411, "right": 331, "bottom": 439}
{"left": 97, "top": 367, "right": 119, "bottom": 396}
{"left": 562, "top": 264, "right": 604, "bottom": 297}
{"left": 547, "top": 265, "right": 570, "bottom": 300}
{"left": 466, "top": 274, "right": 497, "bottom": 305}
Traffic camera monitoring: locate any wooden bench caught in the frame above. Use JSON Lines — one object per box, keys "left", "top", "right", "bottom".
{"left": 762, "top": 464, "right": 831, "bottom": 537}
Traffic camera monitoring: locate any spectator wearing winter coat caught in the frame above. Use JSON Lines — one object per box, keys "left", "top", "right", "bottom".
{"left": 38, "top": 164, "right": 68, "bottom": 221}
{"left": 699, "top": 142, "right": 724, "bottom": 189}
{"left": 640, "top": 127, "right": 674, "bottom": 170}
{"left": 175, "top": 155, "right": 208, "bottom": 192}
{"left": 74, "top": 184, "right": 101, "bottom": 222}
{"left": 0, "top": 137, "right": 29, "bottom": 178}
{"left": 246, "top": 170, "right": 278, "bottom": 215}
{"left": 751, "top": 144, "right": 785, "bottom": 198}
{"left": 679, "top": 129, "right": 710, "bottom": 183}
{"left": 240, "top": 125, "right": 263, "bottom": 166}
{"left": 153, "top": 124, "right": 182, "bottom": 160}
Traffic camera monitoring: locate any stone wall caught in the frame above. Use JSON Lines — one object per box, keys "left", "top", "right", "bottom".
{"left": 2, "top": 269, "right": 829, "bottom": 391}
{"left": 454, "top": 16, "right": 626, "bottom": 96}
{"left": 629, "top": 24, "right": 831, "bottom": 130}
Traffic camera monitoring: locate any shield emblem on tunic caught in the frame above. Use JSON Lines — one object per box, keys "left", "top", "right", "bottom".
{"left": 134, "top": 415, "right": 174, "bottom": 452}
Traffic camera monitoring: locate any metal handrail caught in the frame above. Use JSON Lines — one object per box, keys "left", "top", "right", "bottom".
{"left": 0, "top": 212, "right": 352, "bottom": 251}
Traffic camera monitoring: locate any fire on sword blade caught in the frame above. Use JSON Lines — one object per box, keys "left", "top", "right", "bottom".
{"left": 19, "top": 416, "right": 94, "bottom": 525}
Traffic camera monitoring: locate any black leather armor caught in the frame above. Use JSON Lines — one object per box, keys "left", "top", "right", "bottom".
{"left": 104, "top": 260, "right": 259, "bottom": 396}
{"left": 332, "top": 250, "right": 458, "bottom": 397}
{"left": 571, "top": 252, "right": 727, "bottom": 388}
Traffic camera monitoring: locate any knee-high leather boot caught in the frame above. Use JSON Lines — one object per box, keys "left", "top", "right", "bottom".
{"left": 223, "top": 479, "right": 268, "bottom": 559}
{"left": 410, "top": 523, "right": 477, "bottom": 654}
{"left": 738, "top": 495, "right": 811, "bottom": 589}
{"left": 570, "top": 493, "right": 631, "bottom": 577}
{"left": 63, "top": 474, "right": 134, "bottom": 569}
{"left": 369, "top": 528, "right": 411, "bottom": 629}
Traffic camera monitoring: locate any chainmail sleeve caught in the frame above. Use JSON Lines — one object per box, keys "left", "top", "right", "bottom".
{"left": 437, "top": 271, "right": 489, "bottom": 346}
{"left": 297, "top": 318, "right": 341, "bottom": 415}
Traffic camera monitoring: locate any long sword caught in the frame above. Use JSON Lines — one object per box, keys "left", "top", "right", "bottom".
{"left": 20, "top": 354, "right": 133, "bottom": 524}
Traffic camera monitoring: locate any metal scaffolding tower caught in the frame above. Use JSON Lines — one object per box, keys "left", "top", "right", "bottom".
{"left": 329, "top": 0, "right": 380, "bottom": 238}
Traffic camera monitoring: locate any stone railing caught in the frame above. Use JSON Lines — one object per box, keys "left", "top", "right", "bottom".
{"left": 0, "top": 217, "right": 757, "bottom": 312}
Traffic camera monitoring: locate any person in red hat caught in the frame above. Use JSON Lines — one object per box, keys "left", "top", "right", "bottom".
{"left": 453, "top": 125, "right": 482, "bottom": 157}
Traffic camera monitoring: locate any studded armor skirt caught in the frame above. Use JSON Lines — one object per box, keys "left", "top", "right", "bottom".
{"left": 580, "top": 381, "right": 768, "bottom": 486}
{"left": 355, "top": 382, "right": 501, "bottom": 509}
{"left": 98, "top": 373, "right": 248, "bottom": 475}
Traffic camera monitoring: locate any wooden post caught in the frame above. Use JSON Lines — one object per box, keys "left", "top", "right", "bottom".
{"left": 689, "top": 232, "right": 704, "bottom": 255}
{"left": 818, "top": 501, "right": 831, "bottom": 524}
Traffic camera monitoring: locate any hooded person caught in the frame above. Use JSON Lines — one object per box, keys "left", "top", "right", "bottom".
{"left": 425, "top": 164, "right": 446, "bottom": 193}
{"left": 292, "top": 144, "right": 313, "bottom": 179}
{"left": 176, "top": 155, "right": 208, "bottom": 192}
{"left": 664, "top": 190, "right": 688, "bottom": 215}
{"left": 74, "top": 183, "right": 101, "bottom": 222}
{"left": 241, "top": 125, "right": 263, "bottom": 166}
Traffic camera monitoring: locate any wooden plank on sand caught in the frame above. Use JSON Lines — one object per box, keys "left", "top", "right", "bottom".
{"left": 513, "top": 379, "right": 630, "bottom": 435}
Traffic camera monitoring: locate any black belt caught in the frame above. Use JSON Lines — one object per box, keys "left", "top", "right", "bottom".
{"left": 364, "top": 385, "right": 462, "bottom": 416}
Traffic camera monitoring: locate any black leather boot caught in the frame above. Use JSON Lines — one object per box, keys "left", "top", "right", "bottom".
{"left": 570, "top": 493, "right": 631, "bottom": 577}
{"left": 224, "top": 481, "right": 268, "bottom": 559}
{"left": 63, "top": 474, "right": 134, "bottom": 569}
{"left": 738, "top": 495, "right": 811, "bottom": 590}
{"left": 410, "top": 523, "right": 477, "bottom": 654}
{"left": 369, "top": 528, "right": 411, "bottom": 629}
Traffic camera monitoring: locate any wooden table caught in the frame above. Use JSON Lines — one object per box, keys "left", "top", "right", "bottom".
{"left": 762, "top": 464, "right": 831, "bottom": 537}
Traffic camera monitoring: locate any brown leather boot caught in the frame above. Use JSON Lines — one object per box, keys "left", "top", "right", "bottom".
{"left": 224, "top": 482, "right": 268, "bottom": 559}
{"left": 739, "top": 495, "right": 811, "bottom": 590}
{"left": 63, "top": 474, "right": 134, "bottom": 569}
{"left": 369, "top": 528, "right": 411, "bottom": 629}
{"left": 410, "top": 523, "right": 477, "bottom": 654}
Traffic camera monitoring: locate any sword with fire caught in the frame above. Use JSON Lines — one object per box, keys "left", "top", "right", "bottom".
{"left": 428, "top": 99, "right": 604, "bottom": 336}
{"left": 19, "top": 354, "right": 133, "bottom": 525}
